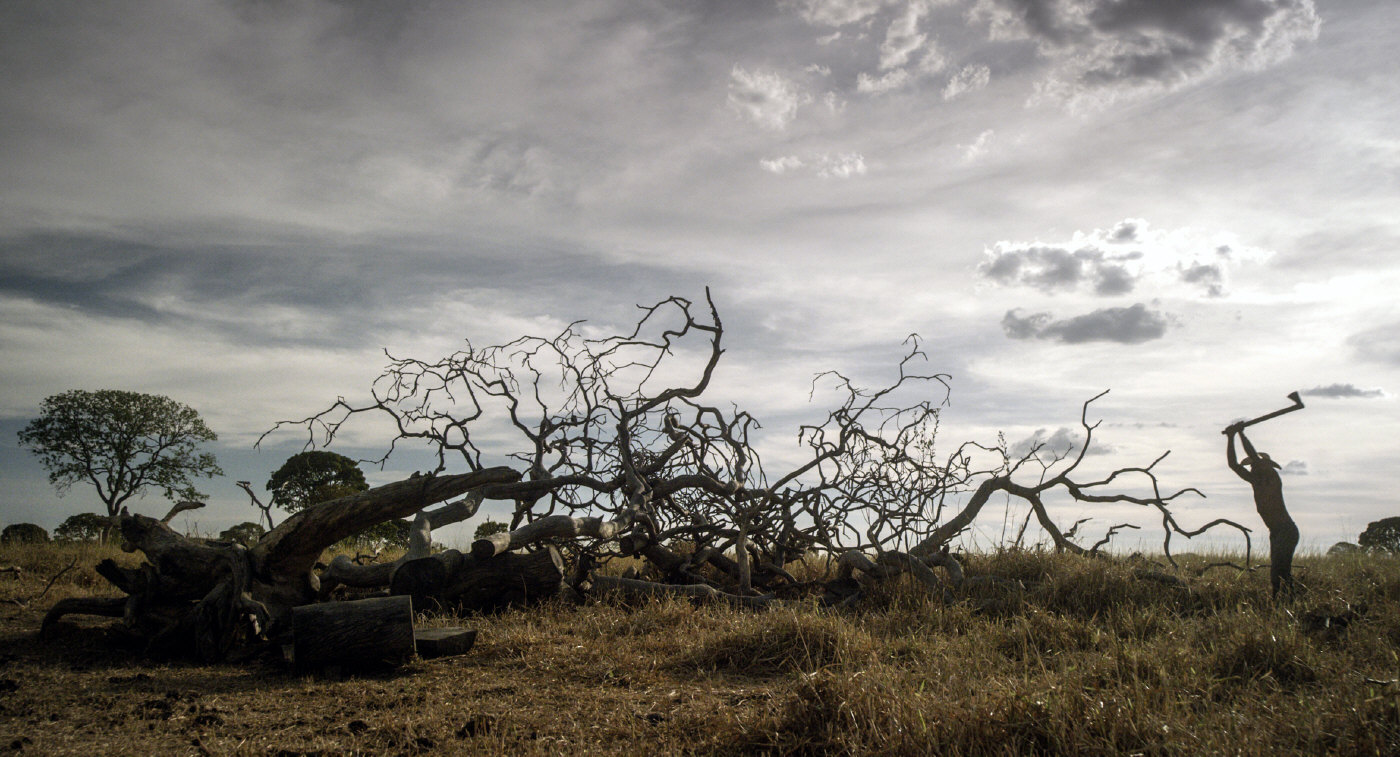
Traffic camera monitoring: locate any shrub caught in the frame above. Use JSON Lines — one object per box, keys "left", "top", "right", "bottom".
{"left": 1, "top": 523, "right": 49, "bottom": 544}
{"left": 218, "top": 521, "right": 266, "bottom": 547}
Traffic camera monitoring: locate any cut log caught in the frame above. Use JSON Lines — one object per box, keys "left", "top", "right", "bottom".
{"left": 290, "top": 595, "right": 415, "bottom": 670}
{"left": 414, "top": 627, "right": 478, "bottom": 659}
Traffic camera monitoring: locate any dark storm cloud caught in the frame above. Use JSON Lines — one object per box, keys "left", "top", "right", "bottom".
{"left": 1002, "top": 303, "right": 1170, "bottom": 344}
{"left": 971, "top": 0, "right": 1320, "bottom": 101}
{"left": 978, "top": 245, "right": 1139, "bottom": 295}
{"left": 1301, "top": 383, "right": 1387, "bottom": 399}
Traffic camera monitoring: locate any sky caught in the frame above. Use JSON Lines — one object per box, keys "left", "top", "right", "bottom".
{"left": 1, "top": 0, "right": 1396, "bottom": 551}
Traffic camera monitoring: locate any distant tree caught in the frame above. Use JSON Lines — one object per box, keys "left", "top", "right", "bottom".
{"left": 1359, "top": 517, "right": 1400, "bottom": 553}
{"left": 1, "top": 523, "right": 49, "bottom": 544}
{"left": 17, "top": 390, "right": 222, "bottom": 524}
{"left": 54, "top": 512, "right": 110, "bottom": 542}
{"left": 474, "top": 520, "right": 509, "bottom": 540}
{"left": 218, "top": 521, "right": 266, "bottom": 547}
{"left": 341, "top": 518, "right": 412, "bottom": 551}
{"left": 266, "top": 451, "right": 368, "bottom": 515}
{"left": 1327, "top": 541, "right": 1361, "bottom": 556}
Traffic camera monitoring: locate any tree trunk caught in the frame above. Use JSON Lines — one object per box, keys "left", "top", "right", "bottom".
{"left": 251, "top": 467, "right": 519, "bottom": 606}
{"left": 317, "top": 494, "right": 486, "bottom": 598}
{"left": 390, "top": 547, "right": 564, "bottom": 613}
{"left": 470, "top": 514, "right": 629, "bottom": 561}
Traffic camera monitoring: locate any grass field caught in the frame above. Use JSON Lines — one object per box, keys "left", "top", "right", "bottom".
{"left": 2, "top": 542, "right": 1399, "bottom": 755}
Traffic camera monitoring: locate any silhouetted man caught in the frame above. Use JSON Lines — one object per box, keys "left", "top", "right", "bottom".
{"left": 1226, "top": 424, "right": 1297, "bottom": 596}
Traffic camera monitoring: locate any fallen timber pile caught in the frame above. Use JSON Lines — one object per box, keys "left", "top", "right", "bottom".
{"left": 38, "top": 291, "right": 1256, "bottom": 665}
{"left": 35, "top": 476, "right": 1185, "bottom": 668}
{"left": 38, "top": 483, "right": 976, "bottom": 665}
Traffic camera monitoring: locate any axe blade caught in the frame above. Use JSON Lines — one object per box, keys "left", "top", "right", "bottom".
{"left": 1223, "top": 390, "right": 1307, "bottom": 434}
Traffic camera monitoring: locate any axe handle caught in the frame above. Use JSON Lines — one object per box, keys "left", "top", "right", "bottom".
{"left": 1222, "top": 398, "right": 1305, "bottom": 434}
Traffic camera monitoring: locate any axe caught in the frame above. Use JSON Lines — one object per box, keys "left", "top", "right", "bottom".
{"left": 1222, "top": 391, "right": 1304, "bottom": 434}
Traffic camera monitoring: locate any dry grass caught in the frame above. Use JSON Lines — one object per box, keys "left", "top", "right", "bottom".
{"left": 2, "top": 543, "right": 1399, "bottom": 754}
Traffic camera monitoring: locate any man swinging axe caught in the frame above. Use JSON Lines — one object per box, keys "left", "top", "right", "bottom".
{"left": 1224, "top": 391, "right": 1304, "bottom": 596}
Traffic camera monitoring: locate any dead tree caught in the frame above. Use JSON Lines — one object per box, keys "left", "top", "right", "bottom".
{"left": 235, "top": 481, "right": 275, "bottom": 530}
{"left": 43, "top": 291, "right": 1254, "bottom": 661}
{"left": 267, "top": 291, "right": 1246, "bottom": 607}
{"left": 42, "top": 467, "right": 518, "bottom": 660}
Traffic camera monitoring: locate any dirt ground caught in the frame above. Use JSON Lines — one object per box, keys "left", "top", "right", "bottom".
{"left": 6, "top": 545, "right": 1400, "bottom": 755}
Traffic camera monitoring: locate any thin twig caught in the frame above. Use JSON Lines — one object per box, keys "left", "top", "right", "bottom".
{"left": 4, "top": 557, "right": 78, "bottom": 607}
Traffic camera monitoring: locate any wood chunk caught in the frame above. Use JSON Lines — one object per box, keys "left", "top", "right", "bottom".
{"left": 414, "top": 627, "right": 478, "bottom": 659}
{"left": 290, "top": 595, "right": 415, "bottom": 670}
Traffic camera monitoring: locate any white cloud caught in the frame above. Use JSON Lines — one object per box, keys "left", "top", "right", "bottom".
{"left": 943, "top": 64, "right": 992, "bottom": 100}
{"left": 759, "top": 152, "right": 867, "bottom": 178}
{"left": 817, "top": 152, "right": 868, "bottom": 178}
{"left": 856, "top": 68, "right": 912, "bottom": 94}
{"left": 760, "top": 155, "right": 806, "bottom": 174}
{"left": 728, "top": 65, "right": 811, "bottom": 131}
{"left": 781, "top": 0, "right": 888, "bottom": 27}
{"left": 878, "top": 1, "right": 929, "bottom": 70}
{"left": 961, "top": 129, "right": 994, "bottom": 161}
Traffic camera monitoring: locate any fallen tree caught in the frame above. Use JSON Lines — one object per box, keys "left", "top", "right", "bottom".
{"left": 42, "top": 467, "right": 517, "bottom": 660}
{"left": 43, "top": 290, "right": 1252, "bottom": 661}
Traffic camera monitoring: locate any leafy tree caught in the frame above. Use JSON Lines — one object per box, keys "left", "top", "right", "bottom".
{"left": 218, "top": 521, "right": 266, "bottom": 547}
{"left": 1, "top": 523, "right": 49, "bottom": 544}
{"left": 341, "top": 518, "right": 411, "bottom": 550}
{"left": 474, "top": 520, "right": 509, "bottom": 540}
{"left": 54, "top": 512, "right": 110, "bottom": 542}
{"left": 266, "top": 451, "right": 368, "bottom": 514}
{"left": 17, "top": 390, "right": 222, "bottom": 521}
{"left": 1359, "top": 517, "right": 1400, "bottom": 553}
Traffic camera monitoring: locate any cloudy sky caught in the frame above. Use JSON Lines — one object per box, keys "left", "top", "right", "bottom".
{"left": 2, "top": 0, "right": 1396, "bottom": 550}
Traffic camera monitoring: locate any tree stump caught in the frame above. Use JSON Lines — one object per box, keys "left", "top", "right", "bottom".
{"left": 290, "top": 595, "right": 415, "bottom": 670}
